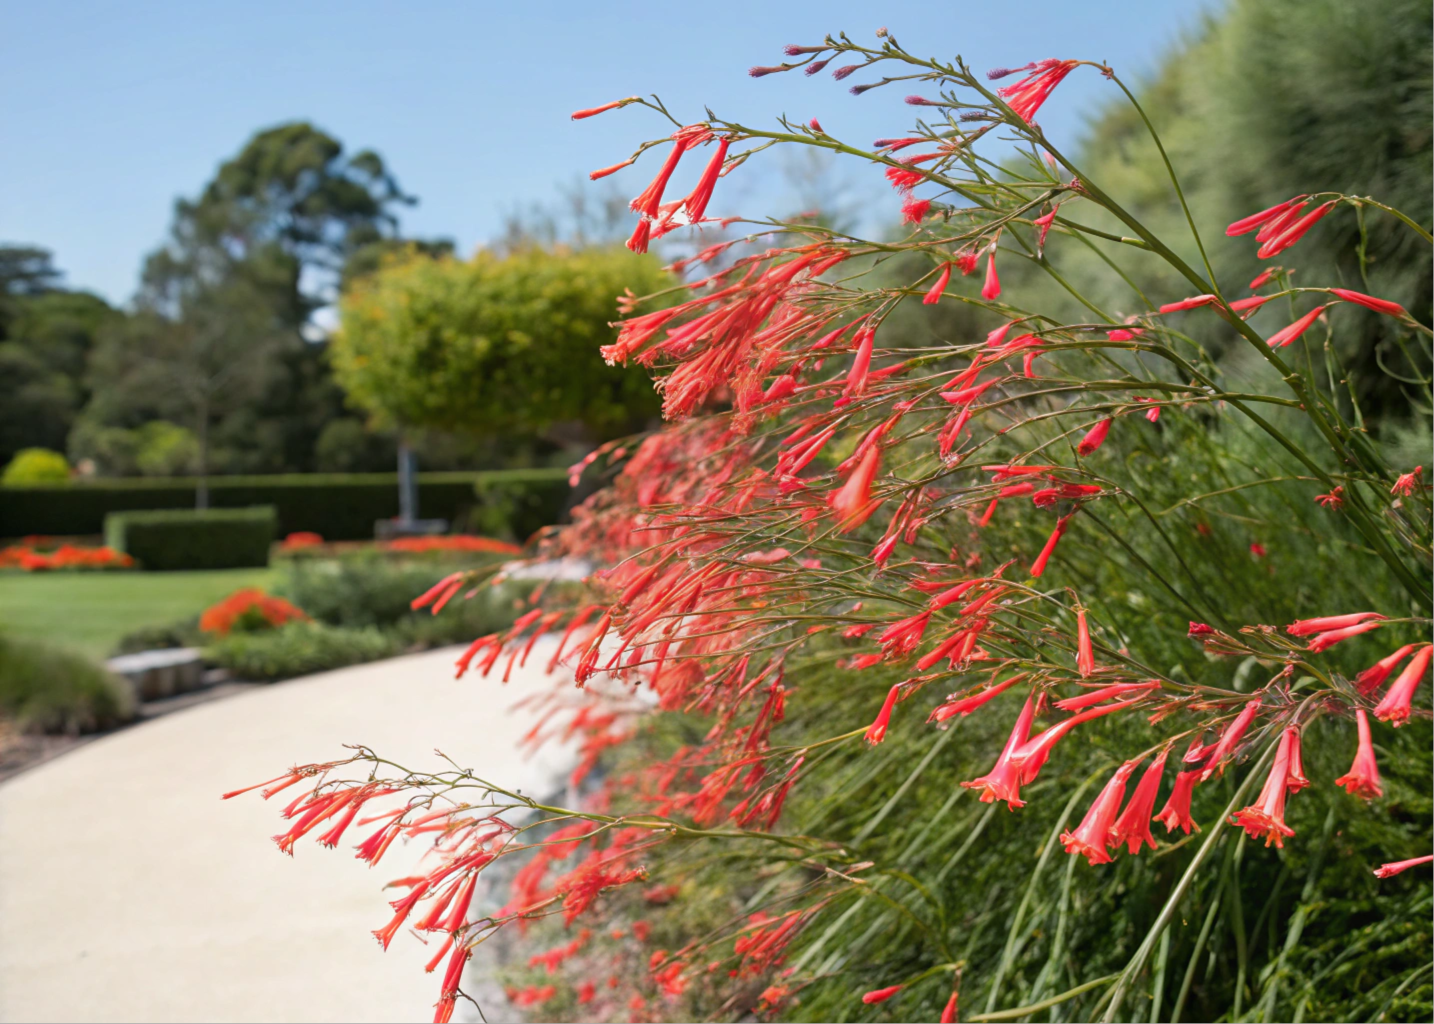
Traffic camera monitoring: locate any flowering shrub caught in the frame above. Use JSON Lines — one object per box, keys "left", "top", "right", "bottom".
{"left": 198, "top": 588, "right": 308, "bottom": 636}
{"left": 0, "top": 541, "right": 134, "bottom": 571}
{"left": 229, "top": 32, "right": 1431, "bottom": 1024}
{"left": 384, "top": 535, "right": 523, "bottom": 556}
{"left": 279, "top": 531, "right": 325, "bottom": 551}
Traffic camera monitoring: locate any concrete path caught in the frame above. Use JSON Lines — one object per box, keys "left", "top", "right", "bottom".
{"left": 0, "top": 645, "right": 576, "bottom": 1023}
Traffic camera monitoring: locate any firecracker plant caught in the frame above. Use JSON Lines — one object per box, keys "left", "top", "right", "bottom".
{"left": 227, "top": 31, "right": 1433, "bottom": 1023}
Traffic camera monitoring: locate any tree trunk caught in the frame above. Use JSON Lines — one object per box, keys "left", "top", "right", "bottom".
{"left": 397, "top": 437, "right": 417, "bottom": 524}
{"left": 195, "top": 398, "right": 210, "bottom": 511}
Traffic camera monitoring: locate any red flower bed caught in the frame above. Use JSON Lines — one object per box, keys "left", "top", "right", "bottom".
{"left": 383, "top": 535, "right": 521, "bottom": 556}
{"left": 199, "top": 588, "right": 309, "bottom": 635}
{"left": 279, "top": 531, "right": 325, "bottom": 551}
{"left": 0, "top": 542, "right": 134, "bottom": 572}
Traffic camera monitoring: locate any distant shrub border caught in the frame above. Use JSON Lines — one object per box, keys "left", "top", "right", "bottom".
{"left": 106, "top": 507, "right": 276, "bottom": 571}
{"left": 0, "top": 469, "right": 569, "bottom": 541}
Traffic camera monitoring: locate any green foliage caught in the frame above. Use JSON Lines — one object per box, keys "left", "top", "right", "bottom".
{"left": 1032, "top": 0, "right": 1431, "bottom": 416}
{"left": 0, "top": 468, "right": 565, "bottom": 540}
{"left": 0, "top": 280, "right": 119, "bottom": 465}
{"left": 132, "top": 422, "right": 200, "bottom": 477}
{"left": 2, "top": 448, "right": 70, "bottom": 485}
{"left": 206, "top": 620, "right": 397, "bottom": 682}
{"left": 332, "top": 245, "right": 669, "bottom": 440}
{"left": 106, "top": 506, "right": 275, "bottom": 571}
{"left": 0, "top": 632, "right": 135, "bottom": 733}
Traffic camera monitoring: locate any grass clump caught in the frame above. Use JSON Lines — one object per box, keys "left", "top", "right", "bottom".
{"left": 0, "top": 632, "right": 135, "bottom": 733}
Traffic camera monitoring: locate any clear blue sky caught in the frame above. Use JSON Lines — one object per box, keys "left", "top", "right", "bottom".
{"left": 2, "top": 1, "right": 1216, "bottom": 306}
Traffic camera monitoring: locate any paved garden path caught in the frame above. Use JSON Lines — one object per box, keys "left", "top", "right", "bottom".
{"left": 0, "top": 644, "right": 576, "bottom": 1023}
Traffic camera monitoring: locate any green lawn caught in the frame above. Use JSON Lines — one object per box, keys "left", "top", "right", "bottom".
{"left": 0, "top": 568, "right": 274, "bottom": 659}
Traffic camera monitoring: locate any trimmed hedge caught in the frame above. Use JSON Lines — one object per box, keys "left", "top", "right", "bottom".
{"left": 0, "top": 469, "right": 568, "bottom": 541}
{"left": 106, "top": 506, "right": 276, "bottom": 571}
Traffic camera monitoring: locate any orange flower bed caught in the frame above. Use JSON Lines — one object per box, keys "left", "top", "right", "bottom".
{"left": 0, "top": 542, "right": 135, "bottom": 572}
{"left": 279, "top": 531, "right": 326, "bottom": 551}
{"left": 199, "top": 588, "right": 309, "bottom": 635}
{"left": 384, "top": 535, "right": 521, "bottom": 555}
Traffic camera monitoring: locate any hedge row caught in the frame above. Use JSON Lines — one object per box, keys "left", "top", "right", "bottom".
{"left": 0, "top": 469, "right": 569, "bottom": 541}
{"left": 105, "top": 506, "right": 276, "bottom": 571}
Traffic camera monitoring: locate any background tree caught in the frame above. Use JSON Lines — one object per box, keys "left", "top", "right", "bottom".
{"left": 0, "top": 246, "right": 121, "bottom": 466}
{"left": 84, "top": 279, "right": 288, "bottom": 505}
{"left": 331, "top": 245, "right": 671, "bottom": 451}
{"left": 70, "top": 123, "right": 447, "bottom": 481}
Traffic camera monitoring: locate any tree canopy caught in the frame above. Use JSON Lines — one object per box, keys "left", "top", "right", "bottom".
{"left": 332, "top": 245, "right": 670, "bottom": 441}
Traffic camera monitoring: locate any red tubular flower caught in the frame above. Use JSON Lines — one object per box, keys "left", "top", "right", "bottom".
{"left": 997, "top": 59, "right": 1079, "bottom": 123}
{"left": 1287, "top": 611, "right": 1386, "bottom": 636}
{"left": 928, "top": 674, "right": 1025, "bottom": 722}
{"left": 1158, "top": 294, "right": 1217, "bottom": 314}
{"left": 923, "top": 263, "right": 952, "bottom": 305}
{"left": 1154, "top": 769, "right": 1202, "bottom": 834}
{"left": 1226, "top": 197, "right": 1306, "bottom": 236}
{"left": 862, "top": 985, "right": 903, "bottom": 1004}
{"left": 1230, "top": 729, "right": 1300, "bottom": 848}
{"left": 828, "top": 446, "right": 882, "bottom": 531}
{"left": 865, "top": 684, "right": 903, "bottom": 746}
{"left": 1229, "top": 295, "right": 1274, "bottom": 314}
{"left": 1010, "top": 700, "right": 1132, "bottom": 784}
{"left": 410, "top": 572, "right": 464, "bottom": 612}
{"left": 1257, "top": 200, "right": 1337, "bottom": 259}
{"left": 1077, "top": 418, "right": 1112, "bottom": 457}
{"left": 571, "top": 97, "right": 637, "bottom": 120}
{"left": 590, "top": 158, "right": 636, "bottom": 180}
{"left": 981, "top": 249, "right": 1001, "bottom": 300}
{"left": 902, "top": 196, "right": 933, "bottom": 223}
{"left": 961, "top": 694, "right": 1040, "bottom": 808}
{"left": 1188, "top": 622, "right": 1215, "bottom": 637}
{"left": 1306, "top": 619, "right": 1383, "bottom": 653}
{"left": 1315, "top": 486, "right": 1344, "bottom": 510}
{"left": 1055, "top": 680, "right": 1159, "bottom": 711}
{"left": 683, "top": 137, "right": 731, "bottom": 222}
{"left": 1200, "top": 697, "right": 1262, "bottom": 781}
{"left": 844, "top": 327, "right": 875, "bottom": 397}
{"left": 1035, "top": 206, "right": 1058, "bottom": 251}
{"left": 1076, "top": 606, "right": 1095, "bottom": 677}
{"left": 1374, "top": 854, "right": 1434, "bottom": 879}
{"left": 1358, "top": 644, "right": 1417, "bottom": 695}
{"left": 1335, "top": 709, "right": 1383, "bottom": 800}
{"left": 1392, "top": 466, "right": 1424, "bottom": 495}
{"left": 940, "top": 991, "right": 960, "bottom": 1023}
{"left": 1061, "top": 760, "right": 1138, "bottom": 865}
{"left": 1330, "top": 288, "right": 1407, "bottom": 318}
{"left": 1256, "top": 201, "right": 1310, "bottom": 243}
{"left": 1266, "top": 305, "right": 1327, "bottom": 348}
{"left": 1110, "top": 749, "right": 1169, "bottom": 854}
{"left": 1373, "top": 645, "right": 1432, "bottom": 726}
{"left": 1030, "top": 514, "right": 1072, "bottom": 577}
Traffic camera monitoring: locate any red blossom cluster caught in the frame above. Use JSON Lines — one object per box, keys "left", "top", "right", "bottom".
{"left": 0, "top": 541, "right": 134, "bottom": 571}
{"left": 198, "top": 588, "right": 309, "bottom": 635}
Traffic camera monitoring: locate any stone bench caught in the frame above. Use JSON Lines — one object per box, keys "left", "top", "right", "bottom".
{"left": 106, "top": 648, "right": 205, "bottom": 702}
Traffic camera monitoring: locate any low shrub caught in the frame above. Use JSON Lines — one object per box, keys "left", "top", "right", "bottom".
{"left": 0, "top": 632, "right": 136, "bottom": 733}
{"left": 198, "top": 588, "right": 308, "bottom": 635}
{"left": 0, "top": 468, "right": 568, "bottom": 540}
{"left": 112, "top": 618, "right": 202, "bottom": 655}
{"left": 206, "top": 621, "right": 398, "bottom": 682}
{"left": 1, "top": 448, "right": 70, "bottom": 485}
{"left": 105, "top": 506, "right": 275, "bottom": 570}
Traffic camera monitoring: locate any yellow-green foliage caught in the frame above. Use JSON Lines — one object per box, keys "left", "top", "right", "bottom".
{"left": 2, "top": 447, "right": 70, "bottom": 485}
{"left": 332, "top": 245, "right": 671, "bottom": 438}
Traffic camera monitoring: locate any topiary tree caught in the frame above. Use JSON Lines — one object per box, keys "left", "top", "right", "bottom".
{"left": 2, "top": 447, "right": 70, "bottom": 485}
{"left": 331, "top": 245, "right": 670, "bottom": 445}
